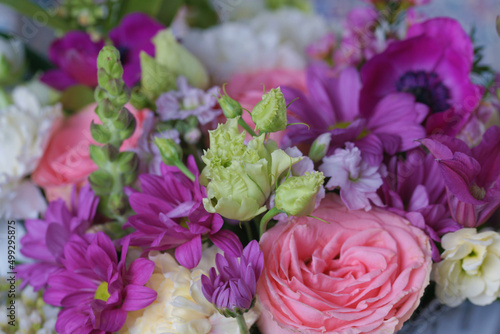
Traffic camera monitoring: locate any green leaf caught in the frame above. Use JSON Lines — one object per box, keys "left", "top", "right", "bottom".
{"left": 60, "top": 85, "right": 95, "bottom": 115}
{"left": 139, "top": 52, "right": 176, "bottom": 101}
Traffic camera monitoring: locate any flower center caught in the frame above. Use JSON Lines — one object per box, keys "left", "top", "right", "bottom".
{"left": 94, "top": 282, "right": 110, "bottom": 302}
{"left": 470, "top": 184, "right": 486, "bottom": 200}
{"left": 396, "top": 70, "right": 451, "bottom": 114}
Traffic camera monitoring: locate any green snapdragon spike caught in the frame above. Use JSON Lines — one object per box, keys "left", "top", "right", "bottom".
{"left": 89, "top": 46, "right": 139, "bottom": 222}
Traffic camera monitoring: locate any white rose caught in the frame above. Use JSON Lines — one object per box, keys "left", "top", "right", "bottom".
{"left": 120, "top": 247, "right": 260, "bottom": 334}
{"left": 0, "top": 36, "right": 25, "bottom": 84}
{"left": 0, "top": 86, "right": 61, "bottom": 219}
{"left": 433, "top": 228, "right": 500, "bottom": 307}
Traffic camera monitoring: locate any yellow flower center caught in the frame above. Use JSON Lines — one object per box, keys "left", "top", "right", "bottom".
{"left": 94, "top": 282, "right": 110, "bottom": 302}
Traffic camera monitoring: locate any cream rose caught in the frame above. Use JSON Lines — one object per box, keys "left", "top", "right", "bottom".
{"left": 120, "top": 247, "right": 259, "bottom": 334}
{"left": 433, "top": 228, "right": 500, "bottom": 307}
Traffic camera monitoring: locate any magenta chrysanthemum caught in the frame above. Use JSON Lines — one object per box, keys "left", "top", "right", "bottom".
{"left": 125, "top": 156, "right": 242, "bottom": 269}
{"left": 17, "top": 185, "right": 99, "bottom": 291}
{"left": 44, "top": 232, "right": 156, "bottom": 334}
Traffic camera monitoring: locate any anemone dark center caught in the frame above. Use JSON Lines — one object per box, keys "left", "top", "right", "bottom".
{"left": 396, "top": 70, "right": 451, "bottom": 114}
{"left": 117, "top": 46, "right": 130, "bottom": 64}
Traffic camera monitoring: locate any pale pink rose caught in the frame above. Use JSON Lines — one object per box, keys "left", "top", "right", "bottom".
{"left": 257, "top": 193, "right": 432, "bottom": 334}
{"left": 32, "top": 103, "right": 151, "bottom": 203}
{"left": 226, "top": 69, "right": 306, "bottom": 144}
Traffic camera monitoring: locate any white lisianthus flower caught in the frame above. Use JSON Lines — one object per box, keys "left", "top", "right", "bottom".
{"left": 120, "top": 247, "right": 260, "bottom": 334}
{"left": 0, "top": 86, "right": 61, "bottom": 219}
{"left": 0, "top": 36, "right": 25, "bottom": 85}
{"left": 183, "top": 8, "right": 329, "bottom": 83}
{"left": 433, "top": 228, "right": 500, "bottom": 307}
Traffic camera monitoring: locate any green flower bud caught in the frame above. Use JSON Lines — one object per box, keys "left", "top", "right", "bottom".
{"left": 309, "top": 133, "right": 331, "bottom": 163}
{"left": 115, "top": 151, "right": 139, "bottom": 175}
{"left": 275, "top": 171, "right": 325, "bottom": 216}
{"left": 112, "top": 107, "right": 136, "bottom": 131}
{"left": 155, "top": 137, "right": 183, "bottom": 166}
{"left": 251, "top": 87, "right": 287, "bottom": 133}
{"left": 89, "top": 144, "right": 118, "bottom": 168}
{"left": 153, "top": 29, "right": 209, "bottom": 89}
{"left": 202, "top": 117, "right": 301, "bottom": 221}
{"left": 140, "top": 52, "right": 176, "bottom": 102}
{"left": 217, "top": 84, "right": 243, "bottom": 119}
{"left": 90, "top": 122, "right": 112, "bottom": 143}
{"left": 97, "top": 46, "right": 123, "bottom": 79}
{"left": 89, "top": 169, "right": 114, "bottom": 196}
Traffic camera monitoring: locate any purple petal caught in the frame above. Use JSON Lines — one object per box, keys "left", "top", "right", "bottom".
{"left": 95, "top": 307, "right": 127, "bottom": 332}
{"left": 125, "top": 258, "right": 155, "bottom": 286}
{"left": 439, "top": 152, "right": 483, "bottom": 204}
{"left": 210, "top": 230, "right": 243, "bottom": 258}
{"left": 175, "top": 235, "right": 202, "bottom": 269}
{"left": 121, "top": 285, "right": 157, "bottom": 311}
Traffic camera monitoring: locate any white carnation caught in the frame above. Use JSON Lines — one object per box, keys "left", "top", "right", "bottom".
{"left": 0, "top": 86, "right": 61, "bottom": 219}
{"left": 183, "top": 8, "right": 329, "bottom": 83}
{"left": 433, "top": 228, "right": 500, "bottom": 307}
{"left": 120, "top": 247, "right": 259, "bottom": 334}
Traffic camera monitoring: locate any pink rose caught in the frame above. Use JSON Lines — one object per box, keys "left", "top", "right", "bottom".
{"left": 257, "top": 193, "right": 432, "bottom": 334}
{"left": 226, "top": 69, "right": 306, "bottom": 143}
{"left": 32, "top": 103, "right": 150, "bottom": 204}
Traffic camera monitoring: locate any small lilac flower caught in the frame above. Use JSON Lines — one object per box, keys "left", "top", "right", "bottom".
{"left": 17, "top": 185, "right": 99, "bottom": 291}
{"left": 156, "top": 76, "right": 221, "bottom": 125}
{"left": 380, "top": 149, "right": 461, "bottom": 261}
{"left": 202, "top": 240, "right": 264, "bottom": 314}
{"left": 44, "top": 233, "right": 157, "bottom": 334}
{"left": 319, "top": 142, "right": 386, "bottom": 211}
{"left": 421, "top": 126, "right": 500, "bottom": 228}
{"left": 125, "top": 155, "right": 242, "bottom": 269}
{"left": 41, "top": 31, "right": 104, "bottom": 90}
{"left": 109, "top": 13, "right": 165, "bottom": 87}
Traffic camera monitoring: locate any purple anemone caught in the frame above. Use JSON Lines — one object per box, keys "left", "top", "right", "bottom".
{"left": 125, "top": 155, "right": 242, "bottom": 269}
{"left": 17, "top": 185, "right": 99, "bottom": 291}
{"left": 41, "top": 31, "right": 104, "bottom": 90}
{"left": 109, "top": 13, "right": 164, "bottom": 87}
{"left": 44, "top": 233, "right": 156, "bottom": 334}
{"left": 360, "top": 17, "right": 482, "bottom": 136}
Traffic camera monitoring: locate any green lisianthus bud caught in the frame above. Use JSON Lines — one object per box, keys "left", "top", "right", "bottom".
{"left": 275, "top": 171, "right": 325, "bottom": 216}
{"left": 217, "top": 84, "right": 243, "bottom": 119}
{"left": 309, "top": 133, "right": 331, "bottom": 163}
{"left": 201, "top": 117, "right": 301, "bottom": 221}
{"left": 155, "top": 137, "right": 183, "bottom": 166}
{"left": 251, "top": 87, "right": 287, "bottom": 133}
{"left": 153, "top": 29, "right": 209, "bottom": 89}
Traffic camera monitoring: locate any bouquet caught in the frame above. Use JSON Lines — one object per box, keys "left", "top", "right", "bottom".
{"left": 1, "top": 0, "right": 500, "bottom": 333}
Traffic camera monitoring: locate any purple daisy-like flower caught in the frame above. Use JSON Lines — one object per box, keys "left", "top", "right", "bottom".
{"left": 202, "top": 240, "right": 264, "bottom": 313}
{"left": 156, "top": 76, "right": 221, "bottom": 125}
{"left": 283, "top": 64, "right": 427, "bottom": 165}
{"left": 360, "top": 17, "right": 482, "bottom": 136}
{"left": 44, "top": 232, "right": 156, "bottom": 334}
{"left": 41, "top": 31, "right": 104, "bottom": 90}
{"left": 380, "top": 149, "right": 461, "bottom": 261}
{"left": 421, "top": 126, "right": 500, "bottom": 228}
{"left": 109, "top": 12, "right": 164, "bottom": 87}
{"left": 125, "top": 155, "right": 242, "bottom": 269}
{"left": 17, "top": 185, "right": 99, "bottom": 291}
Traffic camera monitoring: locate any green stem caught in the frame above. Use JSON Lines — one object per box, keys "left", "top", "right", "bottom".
{"left": 175, "top": 161, "right": 196, "bottom": 182}
{"left": 236, "top": 313, "right": 250, "bottom": 334}
{"left": 238, "top": 117, "right": 258, "bottom": 137}
{"left": 0, "top": 0, "right": 73, "bottom": 31}
{"left": 259, "top": 207, "right": 281, "bottom": 237}
{"left": 244, "top": 221, "right": 254, "bottom": 241}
